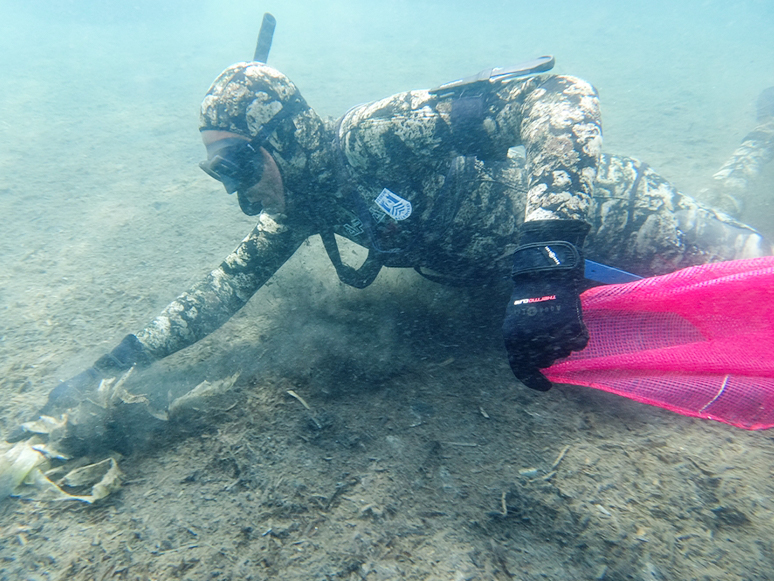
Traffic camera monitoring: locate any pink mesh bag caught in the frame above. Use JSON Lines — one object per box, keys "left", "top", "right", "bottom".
{"left": 544, "top": 257, "right": 774, "bottom": 430}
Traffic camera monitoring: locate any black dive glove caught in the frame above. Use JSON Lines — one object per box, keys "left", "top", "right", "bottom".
{"left": 7, "top": 334, "right": 150, "bottom": 445}
{"left": 502, "top": 220, "right": 590, "bottom": 391}
{"left": 41, "top": 333, "right": 150, "bottom": 413}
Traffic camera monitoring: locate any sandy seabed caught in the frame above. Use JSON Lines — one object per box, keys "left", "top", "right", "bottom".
{"left": 1, "top": 1, "right": 774, "bottom": 579}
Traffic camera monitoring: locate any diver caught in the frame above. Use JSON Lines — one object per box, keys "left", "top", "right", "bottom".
{"left": 7, "top": 48, "right": 772, "bottom": 453}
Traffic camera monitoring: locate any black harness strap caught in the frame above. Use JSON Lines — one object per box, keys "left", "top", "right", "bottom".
{"left": 319, "top": 228, "right": 383, "bottom": 289}
{"left": 317, "top": 113, "right": 385, "bottom": 289}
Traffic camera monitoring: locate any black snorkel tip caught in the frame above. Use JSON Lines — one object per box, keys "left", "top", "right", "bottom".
{"left": 254, "top": 13, "right": 276, "bottom": 63}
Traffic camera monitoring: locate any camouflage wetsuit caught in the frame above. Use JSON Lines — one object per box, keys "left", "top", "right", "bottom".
{"left": 709, "top": 119, "right": 774, "bottom": 216}
{"left": 134, "top": 63, "right": 771, "bottom": 361}
{"left": 11, "top": 61, "right": 771, "bottom": 452}
{"left": 705, "top": 87, "right": 774, "bottom": 217}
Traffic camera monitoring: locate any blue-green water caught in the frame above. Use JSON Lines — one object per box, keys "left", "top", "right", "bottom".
{"left": 1, "top": 1, "right": 773, "bottom": 579}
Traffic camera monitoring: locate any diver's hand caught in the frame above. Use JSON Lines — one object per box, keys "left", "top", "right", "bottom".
{"left": 5, "top": 368, "right": 102, "bottom": 444}
{"left": 40, "top": 368, "right": 101, "bottom": 415}
{"left": 5, "top": 334, "right": 151, "bottom": 448}
{"left": 502, "top": 220, "right": 590, "bottom": 391}
{"left": 503, "top": 269, "right": 588, "bottom": 391}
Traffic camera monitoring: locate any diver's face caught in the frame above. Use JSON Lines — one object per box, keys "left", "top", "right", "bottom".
{"left": 200, "top": 130, "right": 285, "bottom": 214}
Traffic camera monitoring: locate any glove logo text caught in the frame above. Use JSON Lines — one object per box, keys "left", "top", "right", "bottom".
{"left": 512, "top": 294, "right": 556, "bottom": 306}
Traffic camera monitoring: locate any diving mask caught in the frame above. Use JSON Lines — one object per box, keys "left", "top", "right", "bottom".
{"left": 199, "top": 137, "right": 265, "bottom": 195}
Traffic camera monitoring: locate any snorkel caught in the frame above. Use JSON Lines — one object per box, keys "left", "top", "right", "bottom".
{"left": 253, "top": 12, "right": 276, "bottom": 63}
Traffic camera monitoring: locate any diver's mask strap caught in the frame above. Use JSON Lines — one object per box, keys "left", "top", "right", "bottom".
{"left": 319, "top": 228, "right": 383, "bottom": 289}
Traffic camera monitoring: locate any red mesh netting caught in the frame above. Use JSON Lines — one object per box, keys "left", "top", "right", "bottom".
{"left": 544, "top": 257, "right": 774, "bottom": 430}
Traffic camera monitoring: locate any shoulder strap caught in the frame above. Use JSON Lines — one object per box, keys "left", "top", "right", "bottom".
{"left": 316, "top": 113, "right": 386, "bottom": 289}
{"left": 319, "top": 228, "right": 383, "bottom": 289}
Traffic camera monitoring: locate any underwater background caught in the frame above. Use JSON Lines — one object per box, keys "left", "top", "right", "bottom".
{"left": 1, "top": 1, "right": 774, "bottom": 579}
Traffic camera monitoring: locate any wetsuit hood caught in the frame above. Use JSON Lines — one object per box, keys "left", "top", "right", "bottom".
{"left": 200, "top": 62, "right": 337, "bottom": 205}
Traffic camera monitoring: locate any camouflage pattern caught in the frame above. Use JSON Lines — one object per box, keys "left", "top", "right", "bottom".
{"left": 335, "top": 73, "right": 602, "bottom": 225}
{"left": 588, "top": 154, "right": 769, "bottom": 275}
{"left": 199, "top": 63, "right": 303, "bottom": 137}
{"left": 136, "top": 212, "right": 315, "bottom": 359}
{"left": 135, "top": 151, "right": 770, "bottom": 360}
{"left": 133, "top": 65, "right": 769, "bottom": 360}
{"left": 199, "top": 62, "right": 338, "bottom": 201}
{"left": 708, "top": 119, "right": 774, "bottom": 215}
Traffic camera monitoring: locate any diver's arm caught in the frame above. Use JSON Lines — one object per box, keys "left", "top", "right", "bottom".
{"left": 499, "top": 75, "right": 602, "bottom": 390}
{"left": 135, "top": 212, "right": 313, "bottom": 360}
{"left": 7, "top": 212, "right": 314, "bottom": 450}
{"left": 511, "top": 75, "right": 602, "bottom": 224}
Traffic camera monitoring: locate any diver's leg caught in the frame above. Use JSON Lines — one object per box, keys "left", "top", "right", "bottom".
{"left": 586, "top": 154, "right": 772, "bottom": 278}
{"left": 701, "top": 88, "right": 774, "bottom": 217}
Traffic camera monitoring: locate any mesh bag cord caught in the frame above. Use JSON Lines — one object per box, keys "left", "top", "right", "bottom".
{"left": 544, "top": 257, "right": 774, "bottom": 430}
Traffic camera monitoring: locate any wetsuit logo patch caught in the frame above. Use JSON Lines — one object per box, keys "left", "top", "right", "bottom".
{"left": 375, "top": 188, "right": 412, "bottom": 221}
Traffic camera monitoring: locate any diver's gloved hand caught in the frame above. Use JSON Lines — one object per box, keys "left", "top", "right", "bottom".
{"left": 42, "top": 334, "right": 150, "bottom": 414}
{"left": 502, "top": 220, "right": 590, "bottom": 391}
{"left": 6, "top": 334, "right": 151, "bottom": 446}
